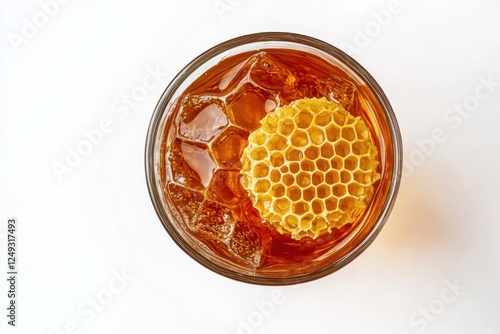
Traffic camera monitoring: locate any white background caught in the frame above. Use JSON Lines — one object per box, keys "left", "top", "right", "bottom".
{"left": 1, "top": 0, "right": 499, "bottom": 333}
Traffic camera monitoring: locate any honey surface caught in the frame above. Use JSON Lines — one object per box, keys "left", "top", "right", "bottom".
{"left": 159, "top": 49, "right": 383, "bottom": 270}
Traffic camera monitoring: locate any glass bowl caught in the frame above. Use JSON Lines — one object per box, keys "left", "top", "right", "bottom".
{"left": 145, "top": 32, "right": 402, "bottom": 285}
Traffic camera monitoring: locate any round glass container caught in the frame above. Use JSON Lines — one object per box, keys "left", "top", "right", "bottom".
{"left": 145, "top": 32, "right": 402, "bottom": 285}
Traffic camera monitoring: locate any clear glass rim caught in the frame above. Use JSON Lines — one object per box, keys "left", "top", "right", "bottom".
{"left": 145, "top": 32, "right": 403, "bottom": 285}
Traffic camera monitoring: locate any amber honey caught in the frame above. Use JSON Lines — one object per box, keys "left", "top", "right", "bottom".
{"left": 158, "top": 48, "right": 393, "bottom": 273}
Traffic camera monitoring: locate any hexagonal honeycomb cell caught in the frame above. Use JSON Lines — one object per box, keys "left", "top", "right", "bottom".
{"left": 241, "top": 97, "right": 380, "bottom": 240}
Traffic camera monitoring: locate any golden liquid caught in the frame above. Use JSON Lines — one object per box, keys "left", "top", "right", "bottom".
{"left": 159, "top": 49, "right": 393, "bottom": 271}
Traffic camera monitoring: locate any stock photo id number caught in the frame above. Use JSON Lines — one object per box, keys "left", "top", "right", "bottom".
{"left": 6, "top": 218, "right": 17, "bottom": 327}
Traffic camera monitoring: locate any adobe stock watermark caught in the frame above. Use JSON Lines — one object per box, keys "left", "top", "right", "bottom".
{"left": 224, "top": 286, "right": 298, "bottom": 334}
{"left": 51, "top": 65, "right": 169, "bottom": 182}
{"left": 341, "top": 0, "right": 410, "bottom": 56}
{"left": 6, "top": 0, "right": 73, "bottom": 54}
{"left": 402, "top": 74, "right": 500, "bottom": 180}
{"left": 399, "top": 278, "right": 466, "bottom": 334}
{"left": 46, "top": 268, "right": 134, "bottom": 334}
{"left": 212, "top": 0, "right": 244, "bottom": 20}
{"left": 165, "top": 290, "right": 289, "bottom": 334}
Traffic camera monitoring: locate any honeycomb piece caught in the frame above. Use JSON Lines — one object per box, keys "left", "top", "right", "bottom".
{"left": 241, "top": 97, "right": 380, "bottom": 240}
